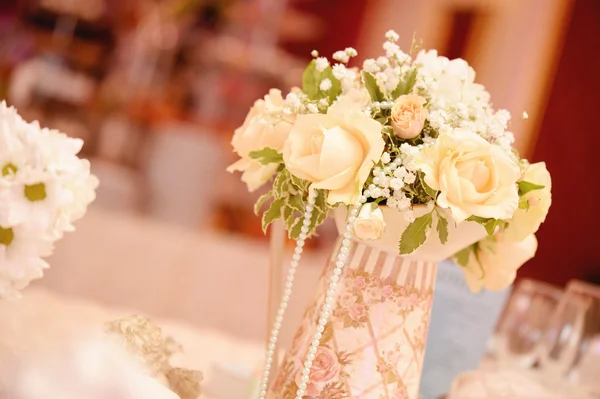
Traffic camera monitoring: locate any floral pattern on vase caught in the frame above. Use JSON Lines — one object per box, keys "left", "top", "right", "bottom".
{"left": 269, "top": 238, "right": 437, "bottom": 399}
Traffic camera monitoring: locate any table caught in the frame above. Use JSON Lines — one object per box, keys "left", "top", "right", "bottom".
{"left": 0, "top": 287, "right": 265, "bottom": 399}
{"left": 42, "top": 206, "right": 328, "bottom": 346}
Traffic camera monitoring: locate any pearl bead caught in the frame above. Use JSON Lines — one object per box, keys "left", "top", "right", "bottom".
{"left": 359, "top": 195, "right": 367, "bottom": 203}
{"left": 307, "top": 353, "right": 315, "bottom": 361}
{"left": 363, "top": 189, "right": 371, "bottom": 197}
{"left": 295, "top": 247, "right": 303, "bottom": 254}
{"left": 373, "top": 177, "right": 380, "bottom": 184}
{"left": 383, "top": 166, "right": 391, "bottom": 174}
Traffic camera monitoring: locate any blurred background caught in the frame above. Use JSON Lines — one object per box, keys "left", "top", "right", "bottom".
{"left": 0, "top": 0, "right": 599, "bottom": 370}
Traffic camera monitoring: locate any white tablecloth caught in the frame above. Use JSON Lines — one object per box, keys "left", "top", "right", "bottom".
{"left": 41, "top": 206, "right": 329, "bottom": 346}
{"left": 0, "top": 287, "right": 264, "bottom": 399}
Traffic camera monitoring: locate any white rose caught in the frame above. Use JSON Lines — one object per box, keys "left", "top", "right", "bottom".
{"left": 461, "top": 234, "right": 537, "bottom": 293}
{"left": 352, "top": 204, "right": 386, "bottom": 241}
{"left": 416, "top": 128, "right": 520, "bottom": 222}
{"left": 227, "top": 89, "right": 294, "bottom": 191}
{"left": 283, "top": 97, "right": 385, "bottom": 205}
{"left": 503, "top": 162, "right": 552, "bottom": 242}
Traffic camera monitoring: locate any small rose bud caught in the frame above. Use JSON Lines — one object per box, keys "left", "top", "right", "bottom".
{"left": 352, "top": 204, "right": 386, "bottom": 241}
{"left": 390, "top": 95, "right": 428, "bottom": 139}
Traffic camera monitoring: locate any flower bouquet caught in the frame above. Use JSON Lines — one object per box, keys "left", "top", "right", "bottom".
{"left": 228, "top": 31, "right": 551, "bottom": 399}
{"left": 0, "top": 101, "right": 98, "bottom": 299}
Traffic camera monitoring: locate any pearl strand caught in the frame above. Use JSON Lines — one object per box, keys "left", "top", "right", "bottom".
{"left": 294, "top": 196, "right": 366, "bottom": 399}
{"left": 257, "top": 190, "right": 318, "bottom": 399}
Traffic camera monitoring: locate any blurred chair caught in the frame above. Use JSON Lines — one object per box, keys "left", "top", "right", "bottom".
{"left": 90, "top": 159, "right": 144, "bottom": 213}
{"left": 143, "top": 123, "right": 224, "bottom": 228}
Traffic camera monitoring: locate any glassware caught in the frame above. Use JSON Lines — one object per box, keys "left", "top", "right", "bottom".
{"left": 487, "top": 279, "right": 562, "bottom": 369}
{"left": 538, "top": 280, "right": 600, "bottom": 397}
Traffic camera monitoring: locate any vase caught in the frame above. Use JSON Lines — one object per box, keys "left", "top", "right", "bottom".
{"left": 268, "top": 207, "right": 487, "bottom": 399}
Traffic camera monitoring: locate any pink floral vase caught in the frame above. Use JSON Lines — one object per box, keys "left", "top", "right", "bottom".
{"left": 268, "top": 237, "right": 437, "bottom": 399}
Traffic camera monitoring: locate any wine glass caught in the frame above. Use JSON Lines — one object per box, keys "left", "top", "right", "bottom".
{"left": 538, "top": 280, "right": 600, "bottom": 397}
{"left": 486, "top": 279, "right": 563, "bottom": 369}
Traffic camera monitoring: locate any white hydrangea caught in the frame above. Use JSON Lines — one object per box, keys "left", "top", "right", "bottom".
{"left": 0, "top": 101, "right": 97, "bottom": 299}
{"left": 385, "top": 30, "right": 399, "bottom": 42}
{"left": 362, "top": 59, "right": 380, "bottom": 74}
{"left": 332, "top": 64, "right": 347, "bottom": 80}
{"left": 320, "top": 78, "right": 332, "bottom": 91}
{"left": 315, "top": 57, "right": 329, "bottom": 72}
{"left": 333, "top": 51, "right": 349, "bottom": 64}
{"left": 383, "top": 41, "right": 400, "bottom": 58}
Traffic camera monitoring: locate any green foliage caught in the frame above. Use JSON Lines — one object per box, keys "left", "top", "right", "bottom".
{"left": 362, "top": 71, "right": 385, "bottom": 102}
{"left": 249, "top": 148, "right": 283, "bottom": 165}
{"left": 262, "top": 198, "right": 284, "bottom": 233}
{"left": 391, "top": 68, "right": 418, "bottom": 99}
{"left": 254, "top": 192, "right": 272, "bottom": 215}
{"left": 466, "top": 216, "right": 504, "bottom": 236}
{"left": 302, "top": 60, "right": 342, "bottom": 103}
{"left": 254, "top": 166, "right": 330, "bottom": 239}
{"left": 453, "top": 246, "right": 472, "bottom": 268}
{"left": 435, "top": 210, "right": 449, "bottom": 244}
{"left": 517, "top": 180, "right": 545, "bottom": 196}
{"left": 399, "top": 211, "right": 433, "bottom": 254}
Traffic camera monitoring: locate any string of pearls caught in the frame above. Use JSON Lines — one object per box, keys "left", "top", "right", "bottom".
{"left": 256, "top": 189, "right": 318, "bottom": 399}
{"left": 365, "top": 100, "right": 394, "bottom": 116}
{"left": 257, "top": 189, "right": 366, "bottom": 399}
{"left": 293, "top": 196, "right": 365, "bottom": 399}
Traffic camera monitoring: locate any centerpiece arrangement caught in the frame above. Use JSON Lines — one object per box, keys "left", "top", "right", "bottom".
{"left": 0, "top": 101, "right": 98, "bottom": 299}
{"left": 228, "top": 31, "right": 552, "bottom": 399}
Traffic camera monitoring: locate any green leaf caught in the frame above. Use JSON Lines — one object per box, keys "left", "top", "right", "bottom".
{"left": 289, "top": 218, "right": 304, "bottom": 240}
{"left": 302, "top": 60, "right": 320, "bottom": 100}
{"left": 466, "top": 216, "right": 502, "bottom": 236}
{"left": 287, "top": 195, "right": 305, "bottom": 212}
{"left": 518, "top": 180, "right": 545, "bottom": 196}
{"left": 273, "top": 170, "right": 290, "bottom": 199}
{"left": 283, "top": 205, "right": 294, "bottom": 225}
{"left": 399, "top": 212, "right": 433, "bottom": 255}
{"left": 322, "top": 67, "right": 342, "bottom": 103}
{"left": 254, "top": 192, "right": 272, "bottom": 215}
{"left": 314, "top": 190, "right": 328, "bottom": 213}
{"left": 289, "top": 174, "right": 307, "bottom": 192}
{"left": 302, "top": 60, "right": 341, "bottom": 102}
{"left": 420, "top": 173, "right": 438, "bottom": 199}
{"left": 436, "top": 211, "right": 449, "bottom": 244}
{"left": 453, "top": 246, "right": 472, "bottom": 268}
{"left": 362, "top": 71, "right": 385, "bottom": 102}
{"left": 375, "top": 116, "right": 389, "bottom": 125}
{"left": 392, "top": 68, "right": 418, "bottom": 98}
{"left": 262, "top": 198, "right": 284, "bottom": 233}
{"left": 249, "top": 147, "right": 283, "bottom": 165}
{"left": 519, "top": 198, "right": 530, "bottom": 210}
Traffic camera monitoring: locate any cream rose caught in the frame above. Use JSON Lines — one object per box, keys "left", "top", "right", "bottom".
{"left": 416, "top": 128, "right": 520, "bottom": 222}
{"left": 227, "top": 89, "right": 294, "bottom": 191}
{"left": 283, "top": 98, "right": 385, "bottom": 205}
{"left": 461, "top": 234, "right": 537, "bottom": 293}
{"left": 352, "top": 204, "right": 386, "bottom": 240}
{"left": 295, "top": 346, "right": 341, "bottom": 397}
{"left": 342, "top": 88, "right": 372, "bottom": 110}
{"left": 390, "top": 95, "right": 428, "bottom": 139}
{"left": 503, "top": 162, "right": 552, "bottom": 242}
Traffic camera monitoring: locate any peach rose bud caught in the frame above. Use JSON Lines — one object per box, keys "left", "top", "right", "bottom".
{"left": 390, "top": 95, "right": 428, "bottom": 139}
{"left": 352, "top": 204, "right": 386, "bottom": 241}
